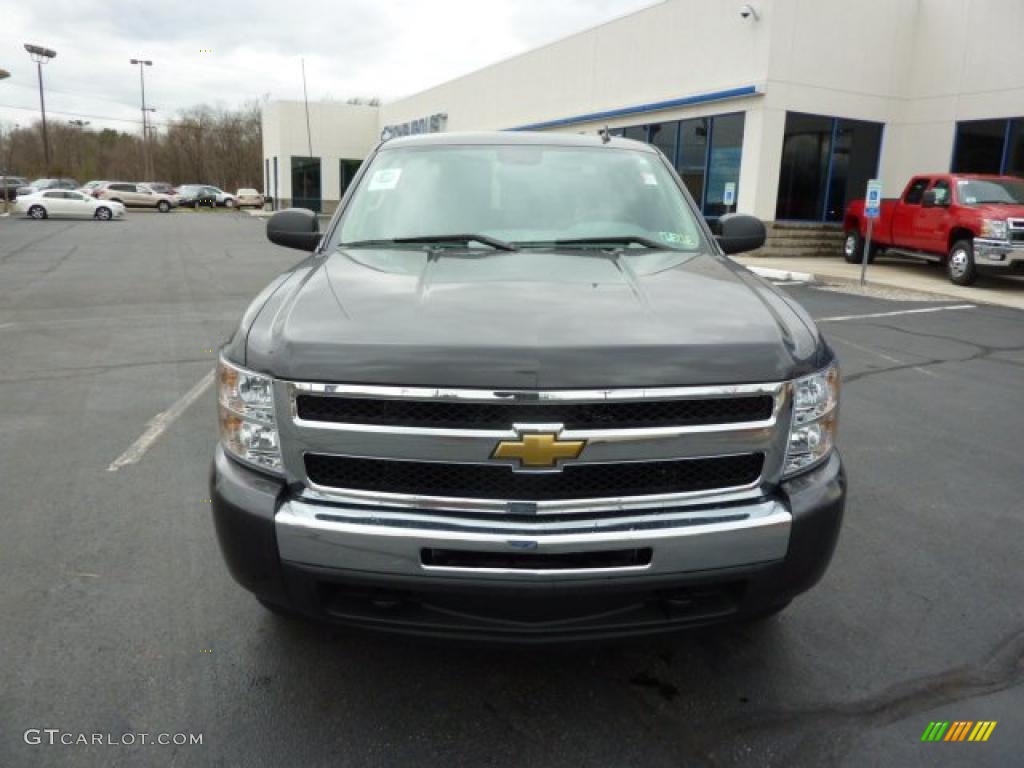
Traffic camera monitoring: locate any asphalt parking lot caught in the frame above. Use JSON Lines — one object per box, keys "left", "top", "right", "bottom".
{"left": 1, "top": 212, "right": 1021, "bottom": 767}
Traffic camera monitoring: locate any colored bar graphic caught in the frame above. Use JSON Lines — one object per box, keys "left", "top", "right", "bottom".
{"left": 945, "top": 721, "right": 972, "bottom": 741}
{"left": 921, "top": 721, "right": 996, "bottom": 742}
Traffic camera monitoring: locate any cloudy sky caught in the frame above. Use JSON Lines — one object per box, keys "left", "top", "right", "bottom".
{"left": 1, "top": 0, "right": 656, "bottom": 134}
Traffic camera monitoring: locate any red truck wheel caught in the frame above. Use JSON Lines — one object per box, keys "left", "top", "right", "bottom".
{"left": 843, "top": 230, "right": 876, "bottom": 264}
{"left": 947, "top": 240, "right": 977, "bottom": 286}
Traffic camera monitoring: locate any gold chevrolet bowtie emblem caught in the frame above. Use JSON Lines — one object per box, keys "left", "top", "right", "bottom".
{"left": 492, "top": 431, "right": 586, "bottom": 469}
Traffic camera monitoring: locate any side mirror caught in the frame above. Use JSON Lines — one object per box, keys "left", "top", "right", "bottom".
{"left": 921, "top": 189, "right": 937, "bottom": 208}
{"left": 711, "top": 213, "right": 766, "bottom": 255}
{"left": 267, "top": 208, "right": 321, "bottom": 252}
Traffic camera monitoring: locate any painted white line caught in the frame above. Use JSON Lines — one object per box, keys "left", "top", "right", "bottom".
{"left": 107, "top": 369, "right": 215, "bottom": 472}
{"left": 818, "top": 304, "right": 975, "bottom": 323}
{"left": 831, "top": 335, "right": 941, "bottom": 379}
{"left": 747, "top": 266, "right": 814, "bottom": 282}
{"left": 771, "top": 280, "right": 807, "bottom": 286}
{"left": 831, "top": 335, "right": 904, "bottom": 365}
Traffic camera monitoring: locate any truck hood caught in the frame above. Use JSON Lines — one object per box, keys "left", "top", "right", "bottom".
{"left": 242, "top": 247, "right": 826, "bottom": 388}
{"left": 970, "top": 203, "right": 1024, "bottom": 220}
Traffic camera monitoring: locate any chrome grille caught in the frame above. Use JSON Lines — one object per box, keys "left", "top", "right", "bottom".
{"left": 304, "top": 453, "right": 765, "bottom": 501}
{"left": 277, "top": 381, "right": 791, "bottom": 515}
{"left": 295, "top": 393, "right": 774, "bottom": 429}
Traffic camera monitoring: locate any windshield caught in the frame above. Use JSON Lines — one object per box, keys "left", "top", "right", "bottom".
{"left": 334, "top": 144, "right": 706, "bottom": 251}
{"left": 957, "top": 179, "right": 1024, "bottom": 205}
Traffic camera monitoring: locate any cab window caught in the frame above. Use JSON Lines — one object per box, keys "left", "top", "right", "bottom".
{"left": 903, "top": 178, "right": 931, "bottom": 205}
{"left": 929, "top": 180, "right": 950, "bottom": 205}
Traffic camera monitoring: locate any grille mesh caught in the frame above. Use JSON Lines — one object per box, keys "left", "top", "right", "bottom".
{"left": 296, "top": 394, "right": 774, "bottom": 430}
{"left": 304, "top": 453, "right": 764, "bottom": 501}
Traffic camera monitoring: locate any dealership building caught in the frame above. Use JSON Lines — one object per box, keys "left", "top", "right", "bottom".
{"left": 262, "top": 0, "right": 1024, "bottom": 227}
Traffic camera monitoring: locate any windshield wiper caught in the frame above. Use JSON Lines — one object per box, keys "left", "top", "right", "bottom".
{"left": 340, "top": 234, "right": 518, "bottom": 251}
{"left": 522, "top": 236, "right": 675, "bottom": 250}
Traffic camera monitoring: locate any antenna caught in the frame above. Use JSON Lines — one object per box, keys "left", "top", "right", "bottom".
{"left": 301, "top": 58, "right": 313, "bottom": 157}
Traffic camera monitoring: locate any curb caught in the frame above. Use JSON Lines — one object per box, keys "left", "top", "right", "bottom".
{"left": 745, "top": 265, "right": 815, "bottom": 283}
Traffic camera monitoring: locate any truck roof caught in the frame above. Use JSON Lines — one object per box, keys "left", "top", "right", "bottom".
{"left": 924, "top": 172, "right": 1023, "bottom": 182}
{"left": 382, "top": 130, "right": 656, "bottom": 152}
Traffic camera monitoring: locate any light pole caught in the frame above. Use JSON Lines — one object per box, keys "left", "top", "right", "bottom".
{"left": 68, "top": 120, "right": 90, "bottom": 178}
{"left": 25, "top": 44, "right": 57, "bottom": 173}
{"left": 130, "top": 58, "right": 152, "bottom": 178}
{"left": 0, "top": 69, "right": 7, "bottom": 211}
{"left": 143, "top": 108, "right": 157, "bottom": 179}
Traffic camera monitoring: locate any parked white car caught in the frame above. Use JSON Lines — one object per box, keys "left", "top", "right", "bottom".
{"left": 15, "top": 189, "right": 126, "bottom": 220}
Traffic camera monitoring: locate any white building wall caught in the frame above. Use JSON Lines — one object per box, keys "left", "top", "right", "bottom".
{"left": 261, "top": 0, "right": 1024, "bottom": 217}
{"left": 379, "top": 0, "right": 772, "bottom": 132}
{"left": 261, "top": 101, "right": 378, "bottom": 206}
{"left": 881, "top": 0, "right": 1024, "bottom": 195}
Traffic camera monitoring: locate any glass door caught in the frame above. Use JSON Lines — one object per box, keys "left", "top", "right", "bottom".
{"left": 291, "top": 156, "right": 322, "bottom": 212}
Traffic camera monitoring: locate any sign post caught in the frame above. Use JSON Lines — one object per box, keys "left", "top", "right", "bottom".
{"left": 861, "top": 179, "right": 882, "bottom": 285}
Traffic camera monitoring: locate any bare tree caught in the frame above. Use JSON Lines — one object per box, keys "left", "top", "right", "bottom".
{"left": 0, "top": 100, "right": 264, "bottom": 190}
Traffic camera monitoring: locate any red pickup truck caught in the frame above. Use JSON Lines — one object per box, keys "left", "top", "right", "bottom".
{"left": 843, "top": 173, "right": 1024, "bottom": 285}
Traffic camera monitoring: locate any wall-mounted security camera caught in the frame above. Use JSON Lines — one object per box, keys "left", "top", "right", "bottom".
{"left": 739, "top": 4, "right": 760, "bottom": 20}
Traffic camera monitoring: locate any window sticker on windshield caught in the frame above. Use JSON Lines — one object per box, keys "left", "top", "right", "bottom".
{"left": 368, "top": 168, "right": 402, "bottom": 191}
{"left": 659, "top": 231, "right": 692, "bottom": 246}
{"left": 964, "top": 195, "right": 977, "bottom": 204}
{"left": 642, "top": 172, "right": 658, "bottom": 186}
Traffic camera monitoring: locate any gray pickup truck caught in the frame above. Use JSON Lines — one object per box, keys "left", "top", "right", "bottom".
{"left": 211, "top": 132, "right": 845, "bottom": 641}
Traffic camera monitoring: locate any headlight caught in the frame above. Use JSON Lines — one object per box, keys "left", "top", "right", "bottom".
{"left": 980, "top": 219, "right": 1008, "bottom": 240}
{"left": 217, "top": 356, "right": 283, "bottom": 473}
{"left": 784, "top": 363, "right": 839, "bottom": 477}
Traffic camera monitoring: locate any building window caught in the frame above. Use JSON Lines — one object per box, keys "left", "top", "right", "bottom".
{"left": 617, "top": 112, "right": 744, "bottom": 216}
{"left": 1007, "top": 120, "right": 1024, "bottom": 177}
{"left": 291, "top": 156, "right": 322, "bottom": 212}
{"left": 704, "top": 113, "right": 745, "bottom": 218}
{"left": 952, "top": 118, "right": 1024, "bottom": 176}
{"left": 339, "top": 159, "right": 362, "bottom": 199}
{"left": 622, "top": 126, "right": 648, "bottom": 143}
{"left": 648, "top": 122, "right": 678, "bottom": 166}
{"left": 826, "top": 118, "right": 883, "bottom": 221}
{"left": 776, "top": 112, "right": 882, "bottom": 221}
{"left": 676, "top": 118, "right": 708, "bottom": 205}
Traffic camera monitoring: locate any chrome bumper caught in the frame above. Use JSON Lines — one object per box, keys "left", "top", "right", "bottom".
{"left": 975, "top": 238, "right": 1024, "bottom": 267}
{"left": 275, "top": 498, "right": 791, "bottom": 582}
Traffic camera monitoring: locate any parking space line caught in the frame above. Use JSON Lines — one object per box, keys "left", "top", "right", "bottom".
{"left": 830, "top": 335, "right": 941, "bottom": 379}
{"left": 818, "top": 304, "right": 975, "bottom": 323}
{"left": 107, "top": 370, "right": 215, "bottom": 472}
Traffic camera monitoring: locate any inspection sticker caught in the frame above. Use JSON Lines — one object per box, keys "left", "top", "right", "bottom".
{"left": 642, "top": 172, "right": 658, "bottom": 186}
{"left": 369, "top": 168, "right": 402, "bottom": 191}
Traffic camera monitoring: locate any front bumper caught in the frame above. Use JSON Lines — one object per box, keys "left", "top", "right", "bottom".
{"left": 974, "top": 238, "right": 1024, "bottom": 269}
{"left": 211, "top": 447, "right": 845, "bottom": 641}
